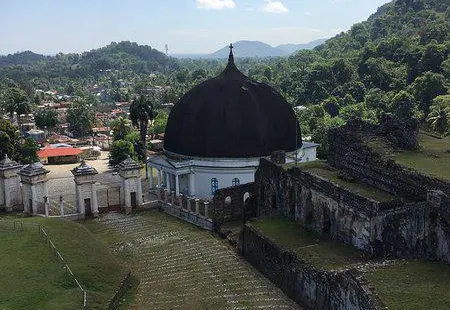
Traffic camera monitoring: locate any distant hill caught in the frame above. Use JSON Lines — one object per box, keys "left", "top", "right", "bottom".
{"left": 0, "top": 51, "right": 49, "bottom": 67}
{"left": 276, "top": 38, "right": 327, "bottom": 54}
{"left": 210, "top": 41, "right": 286, "bottom": 58}
{"left": 208, "top": 39, "right": 327, "bottom": 58}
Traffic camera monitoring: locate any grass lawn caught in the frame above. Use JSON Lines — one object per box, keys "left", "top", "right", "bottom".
{"left": 251, "top": 217, "right": 367, "bottom": 271}
{"left": 390, "top": 133, "right": 450, "bottom": 181}
{"left": 0, "top": 216, "right": 127, "bottom": 310}
{"left": 365, "top": 260, "right": 450, "bottom": 310}
{"left": 286, "top": 161, "right": 394, "bottom": 202}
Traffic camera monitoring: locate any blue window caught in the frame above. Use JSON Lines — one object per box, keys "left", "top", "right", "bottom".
{"left": 211, "top": 178, "right": 218, "bottom": 194}
{"left": 232, "top": 178, "right": 240, "bottom": 186}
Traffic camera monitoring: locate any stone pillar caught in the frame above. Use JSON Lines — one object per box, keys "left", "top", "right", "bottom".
{"left": 187, "top": 199, "right": 192, "bottom": 212}
{"left": 71, "top": 160, "right": 99, "bottom": 218}
{"left": 204, "top": 201, "right": 209, "bottom": 218}
{"left": 149, "top": 167, "right": 154, "bottom": 189}
{"left": 44, "top": 196, "right": 49, "bottom": 217}
{"left": 18, "top": 162, "right": 49, "bottom": 216}
{"left": 195, "top": 199, "right": 200, "bottom": 214}
{"left": 164, "top": 189, "right": 170, "bottom": 203}
{"left": 175, "top": 174, "right": 180, "bottom": 196}
{"left": 60, "top": 196, "right": 64, "bottom": 216}
{"left": 0, "top": 155, "right": 23, "bottom": 212}
{"left": 118, "top": 156, "right": 144, "bottom": 213}
{"left": 137, "top": 177, "right": 143, "bottom": 205}
{"left": 178, "top": 195, "right": 183, "bottom": 208}
{"left": 157, "top": 169, "right": 162, "bottom": 187}
{"left": 91, "top": 183, "right": 99, "bottom": 217}
{"left": 189, "top": 173, "right": 195, "bottom": 196}
{"left": 165, "top": 172, "right": 170, "bottom": 190}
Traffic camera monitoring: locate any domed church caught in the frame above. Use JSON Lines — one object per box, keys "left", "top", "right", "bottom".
{"left": 148, "top": 45, "right": 317, "bottom": 199}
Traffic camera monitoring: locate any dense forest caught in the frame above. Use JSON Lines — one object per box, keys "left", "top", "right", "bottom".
{"left": 0, "top": 0, "right": 448, "bottom": 159}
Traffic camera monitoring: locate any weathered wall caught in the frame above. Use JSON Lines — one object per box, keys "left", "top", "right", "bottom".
{"left": 210, "top": 183, "right": 255, "bottom": 225}
{"left": 328, "top": 119, "right": 450, "bottom": 201}
{"left": 255, "top": 159, "right": 450, "bottom": 262}
{"left": 242, "top": 224, "right": 379, "bottom": 310}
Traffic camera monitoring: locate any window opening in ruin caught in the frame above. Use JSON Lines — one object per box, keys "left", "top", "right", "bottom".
{"left": 243, "top": 192, "right": 250, "bottom": 203}
{"left": 225, "top": 196, "right": 231, "bottom": 205}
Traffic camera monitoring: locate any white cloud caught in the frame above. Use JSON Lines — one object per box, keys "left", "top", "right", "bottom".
{"left": 260, "top": 1, "right": 288, "bottom": 13}
{"left": 304, "top": 11, "right": 312, "bottom": 16}
{"left": 196, "top": 0, "right": 235, "bottom": 10}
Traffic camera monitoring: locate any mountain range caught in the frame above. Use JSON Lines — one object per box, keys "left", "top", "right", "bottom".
{"left": 172, "top": 39, "right": 327, "bottom": 59}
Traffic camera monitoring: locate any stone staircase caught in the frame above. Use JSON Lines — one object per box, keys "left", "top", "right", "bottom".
{"left": 90, "top": 212, "right": 301, "bottom": 310}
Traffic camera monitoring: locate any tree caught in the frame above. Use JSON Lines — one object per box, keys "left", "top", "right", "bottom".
{"left": 392, "top": 91, "right": 416, "bottom": 119}
{"left": 34, "top": 107, "right": 59, "bottom": 131}
{"left": 110, "top": 117, "right": 132, "bottom": 141}
{"left": 129, "top": 95, "right": 157, "bottom": 160}
{"left": 311, "top": 116, "right": 345, "bottom": 159}
{"left": 109, "top": 140, "right": 135, "bottom": 166}
{"left": 427, "top": 95, "right": 450, "bottom": 135}
{"left": 410, "top": 71, "right": 446, "bottom": 114}
{"left": 17, "top": 138, "right": 39, "bottom": 164}
{"left": 67, "top": 99, "right": 95, "bottom": 138}
{"left": 3, "top": 87, "right": 30, "bottom": 125}
{"left": 0, "top": 119, "right": 19, "bottom": 160}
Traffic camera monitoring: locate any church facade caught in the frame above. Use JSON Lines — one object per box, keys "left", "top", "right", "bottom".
{"left": 148, "top": 45, "right": 317, "bottom": 199}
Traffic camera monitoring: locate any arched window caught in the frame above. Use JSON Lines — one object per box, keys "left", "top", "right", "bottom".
{"left": 211, "top": 178, "right": 219, "bottom": 194}
{"left": 232, "top": 178, "right": 240, "bottom": 186}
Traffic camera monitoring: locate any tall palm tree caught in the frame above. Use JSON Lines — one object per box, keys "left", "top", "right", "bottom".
{"left": 129, "top": 95, "right": 157, "bottom": 161}
{"left": 427, "top": 100, "right": 450, "bottom": 135}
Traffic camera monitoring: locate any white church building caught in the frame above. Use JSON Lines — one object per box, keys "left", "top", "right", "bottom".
{"left": 148, "top": 45, "right": 317, "bottom": 199}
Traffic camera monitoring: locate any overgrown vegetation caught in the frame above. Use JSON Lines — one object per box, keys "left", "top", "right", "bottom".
{"left": 0, "top": 217, "right": 126, "bottom": 310}
{"left": 252, "top": 217, "right": 367, "bottom": 270}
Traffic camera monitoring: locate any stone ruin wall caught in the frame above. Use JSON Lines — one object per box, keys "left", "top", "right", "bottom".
{"left": 327, "top": 120, "right": 450, "bottom": 202}
{"left": 255, "top": 159, "right": 450, "bottom": 262}
{"left": 242, "top": 224, "right": 380, "bottom": 310}
{"left": 210, "top": 183, "right": 255, "bottom": 225}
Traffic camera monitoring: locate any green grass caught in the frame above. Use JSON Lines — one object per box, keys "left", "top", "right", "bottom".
{"left": 251, "top": 217, "right": 367, "bottom": 271}
{"left": 365, "top": 260, "right": 450, "bottom": 310}
{"left": 0, "top": 217, "right": 126, "bottom": 310}
{"left": 390, "top": 133, "right": 450, "bottom": 181}
{"left": 287, "top": 161, "right": 394, "bottom": 202}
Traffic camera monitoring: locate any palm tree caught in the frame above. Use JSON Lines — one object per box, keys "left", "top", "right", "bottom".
{"left": 427, "top": 96, "right": 450, "bottom": 135}
{"left": 129, "top": 95, "right": 157, "bottom": 161}
{"left": 110, "top": 117, "right": 132, "bottom": 141}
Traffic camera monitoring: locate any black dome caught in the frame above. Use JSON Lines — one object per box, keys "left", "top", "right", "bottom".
{"left": 164, "top": 49, "right": 302, "bottom": 158}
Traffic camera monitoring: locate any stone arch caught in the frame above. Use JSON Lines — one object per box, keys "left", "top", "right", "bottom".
{"left": 225, "top": 196, "right": 232, "bottom": 205}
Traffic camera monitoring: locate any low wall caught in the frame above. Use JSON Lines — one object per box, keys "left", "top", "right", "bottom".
{"left": 242, "top": 224, "right": 379, "bottom": 310}
{"left": 159, "top": 202, "right": 213, "bottom": 231}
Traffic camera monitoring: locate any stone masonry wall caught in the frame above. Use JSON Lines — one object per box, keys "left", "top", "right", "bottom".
{"left": 242, "top": 224, "right": 379, "bottom": 310}
{"left": 328, "top": 120, "right": 450, "bottom": 201}
{"left": 210, "top": 183, "right": 255, "bottom": 225}
{"left": 255, "top": 159, "right": 450, "bottom": 262}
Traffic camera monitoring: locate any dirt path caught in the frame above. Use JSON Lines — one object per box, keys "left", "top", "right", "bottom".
{"left": 86, "top": 211, "right": 301, "bottom": 310}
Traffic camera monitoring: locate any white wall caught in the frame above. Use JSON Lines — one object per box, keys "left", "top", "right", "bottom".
{"left": 193, "top": 166, "right": 256, "bottom": 199}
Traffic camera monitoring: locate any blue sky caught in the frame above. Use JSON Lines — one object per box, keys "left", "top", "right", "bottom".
{"left": 0, "top": 0, "right": 391, "bottom": 55}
